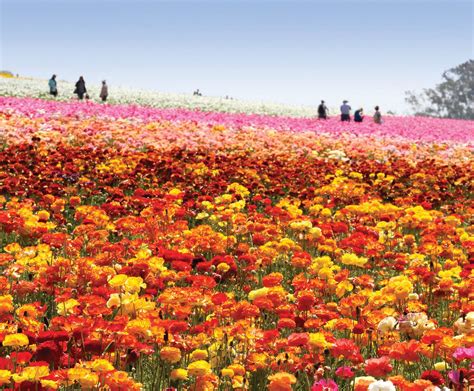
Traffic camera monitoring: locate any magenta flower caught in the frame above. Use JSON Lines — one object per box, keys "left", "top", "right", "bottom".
{"left": 311, "top": 379, "right": 339, "bottom": 391}
{"left": 452, "top": 346, "right": 474, "bottom": 361}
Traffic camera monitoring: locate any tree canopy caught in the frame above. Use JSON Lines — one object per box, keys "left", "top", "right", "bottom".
{"left": 406, "top": 60, "right": 473, "bottom": 120}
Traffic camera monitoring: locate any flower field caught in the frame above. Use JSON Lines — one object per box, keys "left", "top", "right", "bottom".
{"left": 0, "top": 77, "right": 316, "bottom": 117}
{"left": 0, "top": 94, "right": 473, "bottom": 391}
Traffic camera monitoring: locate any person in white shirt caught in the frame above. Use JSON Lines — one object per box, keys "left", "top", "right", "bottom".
{"left": 340, "top": 100, "right": 351, "bottom": 121}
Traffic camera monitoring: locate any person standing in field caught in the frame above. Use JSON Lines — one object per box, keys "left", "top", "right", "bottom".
{"left": 100, "top": 80, "right": 108, "bottom": 102}
{"left": 48, "top": 74, "right": 58, "bottom": 97}
{"left": 354, "top": 108, "right": 364, "bottom": 122}
{"left": 373, "top": 106, "right": 382, "bottom": 124}
{"left": 74, "top": 76, "right": 87, "bottom": 100}
{"left": 340, "top": 100, "right": 351, "bottom": 121}
{"left": 318, "top": 100, "right": 328, "bottom": 119}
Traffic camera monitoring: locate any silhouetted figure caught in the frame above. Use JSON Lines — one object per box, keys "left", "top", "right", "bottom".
{"left": 354, "top": 108, "right": 364, "bottom": 122}
{"left": 318, "top": 100, "right": 328, "bottom": 119}
{"left": 48, "top": 75, "right": 57, "bottom": 97}
{"left": 100, "top": 80, "right": 108, "bottom": 102}
{"left": 74, "top": 76, "right": 87, "bottom": 100}
{"left": 373, "top": 106, "right": 382, "bottom": 124}
{"left": 193, "top": 89, "right": 202, "bottom": 96}
{"left": 340, "top": 100, "right": 351, "bottom": 121}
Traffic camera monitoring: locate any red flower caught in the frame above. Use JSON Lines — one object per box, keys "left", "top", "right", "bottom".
{"left": 364, "top": 356, "right": 393, "bottom": 377}
{"left": 287, "top": 333, "right": 309, "bottom": 347}
{"left": 277, "top": 318, "right": 296, "bottom": 330}
{"left": 421, "top": 370, "right": 444, "bottom": 386}
{"left": 389, "top": 340, "right": 421, "bottom": 362}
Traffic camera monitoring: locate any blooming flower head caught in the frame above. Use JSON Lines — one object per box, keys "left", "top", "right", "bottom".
{"left": 187, "top": 360, "right": 211, "bottom": 377}
{"left": 160, "top": 347, "right": 182, "bottom": 363}
{"left": 365, "top": 356, "right": 393, "bottom": 377}
{"left": 2, "top": 333, "right": 29, "bottom": 347}
{"left": 312, "top": 378, "right": 338, "bottom": 391}
{"left": 170, "top": 368, "right": 188, "bottom": 381}
{"left": 335, "top": 366, "right": 355, "bottom": 379}
{"left": 190, "top": 349, "right": 208, "bottom": 361}
{"left": 367, "top": 380, "right": 396, "bottom": 391}
{"left": 268, "top": 372, "right": 297, "bottom": 391}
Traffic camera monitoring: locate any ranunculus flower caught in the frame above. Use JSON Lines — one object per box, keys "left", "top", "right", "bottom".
{"left": 367, "top": 380, "right": 396, "bottom": 391}
{"left": 335, "top": 366, "right": 355, "bottom": 379}
{"left": 312, "top": 378, "right": 338, "bottom": 390}
{"left": 268, "top": 372, "right": 297, "bottom": 391}
{"left": 2, "top": 333, "right": 29, "bottom": 347}
{"left": 187, "top": 360, "right": 211, "bottom": 377}
{"left": 159, "top": 347, "right": 181, "bottom": 364}
{"left": 365, "top": 356, "right": 393, "bottom": 377}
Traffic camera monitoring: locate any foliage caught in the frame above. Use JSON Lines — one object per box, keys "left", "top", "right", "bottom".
{"left": 406, "top": 60, "right": 474, "bottom": 120}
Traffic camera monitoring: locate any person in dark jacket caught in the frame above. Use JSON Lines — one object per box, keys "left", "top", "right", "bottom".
{"left": 74, "top": 76, "right": 87, "bottom": 100}
{"left": 373, "top": 106, "right": 382, "bottom": 124}
{"left": 48, "top": 74, "right": 57, "bottom": 97}
{"left": 100, "top": 80, "right": 108, "bottom": 102}
{"left": 354, "top": 108, "right": 364, "bottom": 122}
{"left": 317, "top": 100, "right": 328, "bottom": 119}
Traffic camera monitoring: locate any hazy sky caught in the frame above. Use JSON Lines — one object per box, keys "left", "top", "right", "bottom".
{"left": 1, "top": 0, "right": 473, "bottom": 113}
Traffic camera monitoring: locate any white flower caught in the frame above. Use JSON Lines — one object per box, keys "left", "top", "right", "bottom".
{"left": 377, "top": 316, "right": 397, "bottom": 335}
{"left": 368, "top": 380, "right": 396, "bottom": 391}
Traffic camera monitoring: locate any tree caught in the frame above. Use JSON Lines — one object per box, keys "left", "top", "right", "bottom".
{"left": 405, "top": 60, "right": 474, "bottom": 120}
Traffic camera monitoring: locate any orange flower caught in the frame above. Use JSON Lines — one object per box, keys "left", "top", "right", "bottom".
{"left": 160, "top": 346, "right": 181, "bottom": 363}
{"left": 268, "top": 372, "right": 297, "bottom": 391}
{"left": 262, "top": 272, "right": 284, "bottom": 287}
{"left": 389, "top": 340, "right": 421, "bottom": 362}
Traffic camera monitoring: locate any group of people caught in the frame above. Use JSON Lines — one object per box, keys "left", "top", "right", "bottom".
{"left": 48, "top": 75, "right": 109, "bottom": 102}
{"left": 318, "top": 100, "right": 383, "bottom": 124}
{"left": 48, "top": 75, "right": 383, "bottom": 124}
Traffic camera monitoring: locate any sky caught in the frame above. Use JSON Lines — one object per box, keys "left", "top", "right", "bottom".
{"left": 0, "top": 0, "right": 473, "bottom": 113}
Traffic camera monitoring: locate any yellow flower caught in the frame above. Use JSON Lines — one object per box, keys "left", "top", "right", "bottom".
{"left": 2, "top": 333, "right": 29, "bottom": 347}
{"left": 308, "top": 333, "right": 331, "bottom": 350}
{"left": 90, "top": 359, "right": 115, "bottom": 372}
{"left": 106, "top": 293, "right": 121, "bottom": 308}
{"left": 221, "top": 368, "right": 234, "bottom": 377}
{"left": 341, "top": 253, "right": 368, "bottom": 267}
{"left": 170, "top": 368, "right": 188, "bottom": 381}
{"left": 124, "top": 276, "right": 146, "bottom": 293}
{"left": 40, "top": 379, "right": 59, "bottom": 389}
{"left": 108, "top": 274, "right": 128, "bottom": 288}
{"left": 37, "top": 210, "right": 50, "bottom": 221}
{"left": 434, "top": 361, "right": 449, "bottom": 371}
{"left": 308, "top": 227, "right": 322, "bottom": 239}
{"left": 68, "top": 367, "right": 99, "bottom": 388}
{"left": 57, "top": 298, "right": 80, "bottom": 316}
{"left": 0, "top": 295, "right": 14, "bottom": 314}
{"left": 187, "top": 360, "right": 211, "bottom": 377}
{"left": 228, "top": 364, "right": 246, "bottom": 376}
{"left": 0, "top": 369, "right": 11, "bottom": 385}
{"left": 216, "top": 263, "right": 230, "bottom": 274}
{"left": 160, "top": 347, "right": 182, "bottom": 363}
{"left": 190, "top": 349, "right": 208, "bottom": 361}
{"left": 248, "top": 287, "right": 269, "bottom": 301}
{"left": 126, "top": 318, "right": 152, "bottom": 337}
{"left": 289, "top": 220, "right": 313, "bottom": 231}
{"left": 336, "top": 280, "right": 354, "bottom": 298}
{"left": 12, "top": 365, "right": 49, "bottom": 383}
{"left": 226, "top": 183, "right": 250, "bottom": 197}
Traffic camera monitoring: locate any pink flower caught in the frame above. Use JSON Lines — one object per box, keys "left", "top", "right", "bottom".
{"left": 311, "top": 379, "right": 338, "bottom": 391}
